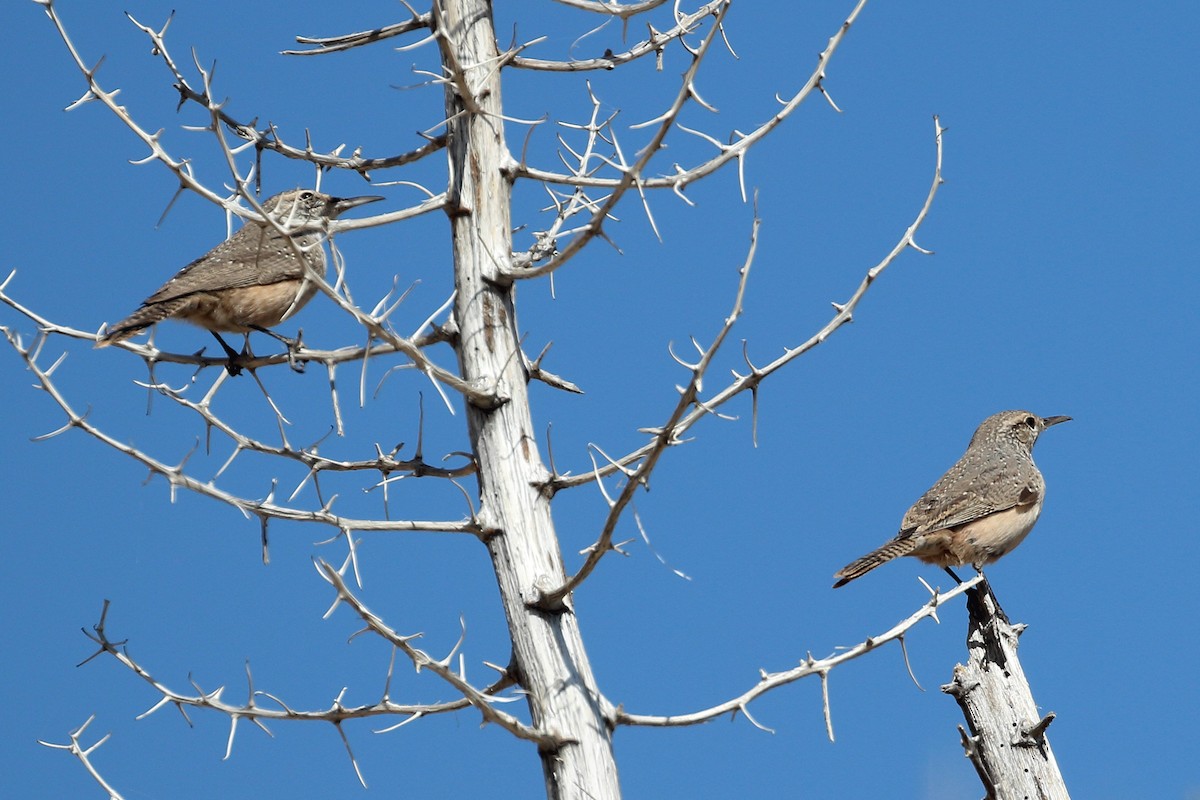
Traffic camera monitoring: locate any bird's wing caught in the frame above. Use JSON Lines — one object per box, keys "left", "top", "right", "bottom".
{"left": 899, "top": 456, "right": 1041, "bottom": 535}
{"left": 143, "top": 227, "right": 306, "bottom": 304}
{"left": 911, "top": 497, "right": 1005, "bottom": 534}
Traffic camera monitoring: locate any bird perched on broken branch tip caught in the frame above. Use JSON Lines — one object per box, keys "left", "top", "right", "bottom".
{"left": 833, "top": 410, "right": 1070, "bottom": 588}
{"left": 96, "top": 189, "right": 383, "bottom": 376}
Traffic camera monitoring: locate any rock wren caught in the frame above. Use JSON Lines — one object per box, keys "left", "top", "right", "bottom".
{"left": 96, "top": 189, "right": 382, "bottom": 373}
{"left": 833, "top": 410, "right": 1070, "bottom": 587}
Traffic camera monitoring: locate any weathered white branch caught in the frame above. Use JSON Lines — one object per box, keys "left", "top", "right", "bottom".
{"left": 942, "top": 583, "right": 1071, "bottom": 799}
{"left": 508, "top": 2, "right": 723, "bottom": 72}
{"left": 2, "top": 269, "right": 458, "bottom": 377}
{"left": 539, "top": 210, "right": 759, "bottom": 605}
{"left": 283, "top": 12, "right": 433, "bottom": 57}
{"left": 37, "top": 715, "right": 128, "bottom": 800}
{"left": 616, "top": 575, "right": 983, "bottom": 732}
{"left": 439, "top": 0, "right": 621, "bottom": 794}
{"left": 551, "top": 0, "right": 670, "bottom": 19}
{"left": 80, "top": 602, "right": 493, "bottom": 728}
{"left": 316, "top": 561, "right": 560, "bottom": 748}
{"left": 124, "top": 9, "right": 445, "bottom": 176}
{"left": 513, "top": 0, "right": 870, "bottom": 194}
{"left": 73, "top": 599, "right": 522, "bottom": 788}
{"left": 37, "top": 0, "right": 482, "bottom": 407}
{"left": 507, "top": 1, "right": 733, "bottom": 280}
{"left": 1, "top": 326, "right": 480, "bottom": 538}
{"left": 550, "top": 115, "right": 945, "bottom": 491}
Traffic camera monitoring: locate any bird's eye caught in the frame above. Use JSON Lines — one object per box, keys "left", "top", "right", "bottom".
{"left": 300, "top": 191, "right": 313, "bottom": 200}
{"left": 1024, "top": 416, "right": 1037, "bottom": 428}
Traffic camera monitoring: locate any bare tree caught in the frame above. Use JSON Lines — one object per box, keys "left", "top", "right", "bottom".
{"left": 3, "top": 1, "right": 1066, "bottom": 797}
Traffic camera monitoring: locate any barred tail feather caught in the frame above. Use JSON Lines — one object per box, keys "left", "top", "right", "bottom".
{"left": 832, "top": 538, "right": 919, "bottom": 588}
{"left": 95, "top": 297, "right": 191, "bottom": 348}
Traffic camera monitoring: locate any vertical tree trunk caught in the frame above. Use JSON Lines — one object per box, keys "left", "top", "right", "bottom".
{"left": 943, "top": 582, "right": 1070, "bottom": 800}
{"left": 438, "top": 2, "right": 620, "bottom": 798}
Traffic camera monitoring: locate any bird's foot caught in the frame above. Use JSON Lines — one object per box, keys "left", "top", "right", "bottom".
{"left": 250, "top": 325, "right": 306, "bottom": 373}
{"left": 971, "top": 567, "right": 1010, "bottom": 622}
{"left": 283, "top": 328, "right": 306, "bottom": 374}
{"left": 210, "top": 332, "right": 246, "bottom": 376}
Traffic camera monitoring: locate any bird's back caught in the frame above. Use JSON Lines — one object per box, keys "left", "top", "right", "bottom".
{"left": 143, "top": 224, "right": 324, "bottom": 306}
{"left": 899, "top": 436, "right": 1040, "bottom": 536}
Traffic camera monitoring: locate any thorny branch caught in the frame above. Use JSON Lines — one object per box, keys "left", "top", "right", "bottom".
{"left": 74, "top": 598, "right": 522, "bottom": 788}
{"left": 548, "top": 115, "right": 946, "bottom": 496}
{"left": 282, "top": 0, "right": 705, "bottom": 70}
{"left": 0, "top": 271, "right": 457, "bottom": 388}
{"left": 506, "top": 1, "right": 736, "bottom": 280}
{"left": 2, "top": 263, "right": 467, "bottom": 426}
{"left": 45, "top": 575, "right": 986, "bottom": 790}
{"left": 506, "top": 2, "right": 726, "bottom": 73}
{"left": 614, "top": 574, "right": 985, "bottom": 738}
{"left": 0, "top": 285, "right": 473, "bottom": 499}
{"left": 510, "top": 0, "right": 870, "bottom": 197}
{"left": 537, "top": 207, "right": 760, "bottom": 608}
{"left": 553, "top": 0, "right": 673, "bottom": 19}
{"left": 62, "top": 6, "right": 490, "bottom": 405}
{"left": 0, "top": 320, "right": 480, "bottom": 542}
{"left": 37, "top": 716, "right": 128, "bottom": 800}
{"left": 284, "top": 12, "right": 433, "bottom": 57}
{"left": 18, "top": 0, "right": 968, "bottom": 792}
{"left": 124, "top": 8, "right": 446, "bottom": 180}
{"left": 37, "top": 0, "right": 436, "bottom": 212}
{"left": 316, "top": 561, "right": 563, "bottom": 749}
{"left": 123, "top": 367, "right": 476, "bottom": 502}
{"left": 229, "top": 189, "right": 492, "bottom": 407}
{"left": 35, "top": 0, "right": 499, "bottom": 404}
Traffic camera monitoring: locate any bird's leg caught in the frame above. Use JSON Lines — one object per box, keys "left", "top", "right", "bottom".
{"left": 250, "top": 325, "right": 306, "bottom": 373}
{"left": 210, "top": 331, "right": 245, "bottom": 376}
{"left": 971, "top": 564, "right": 1009, "bottom": 622}
{"left": 944, "top": 566, "right": 965, "bottom": 584}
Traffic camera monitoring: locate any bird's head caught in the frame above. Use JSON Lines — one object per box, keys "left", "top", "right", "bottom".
{"left": 972, "top": 409, "right": 1071, "bottom": 451}
{"left": 261, "top": 189, "right": 384, "bottom": 227}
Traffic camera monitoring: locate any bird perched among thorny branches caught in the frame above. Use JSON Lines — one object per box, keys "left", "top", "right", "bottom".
{"left": 833, "top": 410, "right": 1070, "bottom": 587}
{"left": 96, "top": 189, "right": 383, "bottom": 375}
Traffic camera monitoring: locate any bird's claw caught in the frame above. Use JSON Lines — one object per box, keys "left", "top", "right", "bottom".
{"left": 208, "top": 332, "right": 247, "bottom": 376}
{"left": 282, "top": 328, "right": 306, "bottom": 374}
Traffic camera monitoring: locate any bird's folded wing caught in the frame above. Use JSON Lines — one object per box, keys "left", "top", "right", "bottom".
{"left": 144, "top": 230, "right": 304, "bottom": 303}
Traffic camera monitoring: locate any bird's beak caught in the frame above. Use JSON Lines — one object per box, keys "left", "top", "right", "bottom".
{"left": 330, "top": 195, "right": 385, "bottom": 217}
{"left": 1042, "top": 415, "right": 1072, "bottom": 428}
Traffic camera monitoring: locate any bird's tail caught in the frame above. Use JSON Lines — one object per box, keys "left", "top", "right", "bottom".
{"left": 832, "top": 538, "right": 918, "bottom": 588}
{"left": 95, "top": 298, "right": 190, "bottom": 348}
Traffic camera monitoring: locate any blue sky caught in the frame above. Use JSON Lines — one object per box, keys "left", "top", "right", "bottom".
{"left": 2, "top": 1, "right": 1196, "bottom": 798}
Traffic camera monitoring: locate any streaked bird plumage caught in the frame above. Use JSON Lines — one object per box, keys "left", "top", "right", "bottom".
{"left": 833, "top": 410, "right": 1070, "bottom": 588}
{"left": 96, "top": 190, "right": 382, "bottom": 365}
